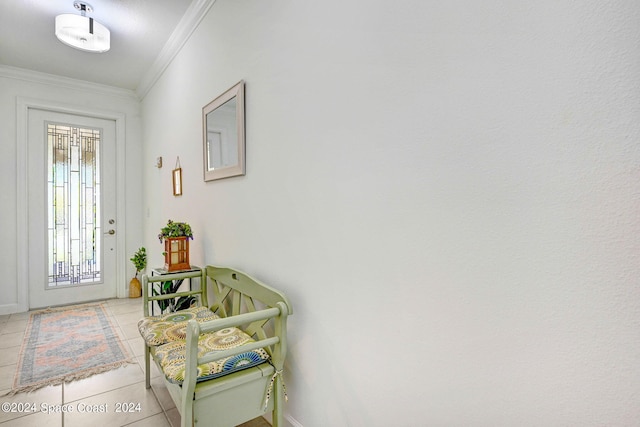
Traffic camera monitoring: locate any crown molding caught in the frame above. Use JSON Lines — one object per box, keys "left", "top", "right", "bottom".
{"left": 136, "top": 0, "right": 217, "bottom": 100}
{"left": 0, "top": 64, "right": 137, "bottom": 100}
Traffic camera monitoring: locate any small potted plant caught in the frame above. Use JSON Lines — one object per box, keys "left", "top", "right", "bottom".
{"left": 158, "top": 220, "right": 193, "bottom": 272}
{"left": 129, "top": 247, "right": 147, "bottom": 298}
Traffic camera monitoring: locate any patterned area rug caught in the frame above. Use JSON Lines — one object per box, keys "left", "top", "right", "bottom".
{"left": 8, "top": 302, "right": 133, "bottom": 395}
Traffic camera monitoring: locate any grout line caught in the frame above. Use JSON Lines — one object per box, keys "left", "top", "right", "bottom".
{"left": 148, "top": 384, "right": 174, "bottom": 427}
{"left": 63, "top": 379, "right": 149, "bottom": 405}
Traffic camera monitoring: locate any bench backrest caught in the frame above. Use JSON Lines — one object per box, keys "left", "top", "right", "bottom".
{"left": 141, "top": 268, "right": 207, "bottom": 317}
{"left": 206, "top": 265, "right": 293, "bottom": 344}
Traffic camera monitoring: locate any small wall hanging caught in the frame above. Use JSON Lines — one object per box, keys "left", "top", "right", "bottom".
{"left": 172, "top": 157, "right": 183, "bottom": 196}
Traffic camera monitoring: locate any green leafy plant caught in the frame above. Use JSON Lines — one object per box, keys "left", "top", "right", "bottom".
{"left": 158, "top": 220, "right": 193, "bottom": 242}
{"left": 152, "top": 278, "right": 196, "bottom": 313}
{"left": 130, "top": 247, "right": 147, "bottom": 278}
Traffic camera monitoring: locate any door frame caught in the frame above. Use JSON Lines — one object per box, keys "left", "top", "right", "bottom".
{"left": 16, "top": 97, "right": 127, "bottom": 312}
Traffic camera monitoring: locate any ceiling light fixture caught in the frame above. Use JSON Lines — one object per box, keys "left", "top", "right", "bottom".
{"left": 55, "top": 1, "right": 110, "bottom": 53}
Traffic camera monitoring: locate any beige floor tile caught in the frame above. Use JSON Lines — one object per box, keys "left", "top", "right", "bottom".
{"left": 62, "top": 363, "right": 144, "bottom": 403}
{"left": 149, "top": 376, "right": 176, "bottom": 411}
{"left": 106, "top": 300, "right": 141, "bottom": 313}
{"left": 63, "top": 382, "right": 163, "bottom": 427}
{"left": 109, "top": 322, "right": 131, "bottom": 344}
{"left": 125, "top": 412, "right": 171, "bottom": 427}
{"left": 7, "top": 312, "right": 29, "bottom": 321}
{"left": 0, "top": 384, "right": 62, "bottom": 424}
{"left": 0, "top": 409, "right": 63, "bottom": 426}
{"left": 114, "top": 311, "right": 144, "bottom": 327}
{"left": 120, "top": 322, "right": 143, "bottom": 341}
{"left": 105, "top": 298, "right": 135, "bottom": 306}
{"left": 0, "top": 346, "right": 21, "bottom": 367}
{"left": 0, "top": 319, "right": 28, "bottom": 335}
{"left": 0, "top": 332, "right": 26, "bottom": 349}
{"left": 0, "top": 365, "right": 16, "bottom": 390}
{"left": 165, "top": 407, "right": 181, "bottom": 427}
{"left": 127, "top": 336, "right": 146, "bottom": 357}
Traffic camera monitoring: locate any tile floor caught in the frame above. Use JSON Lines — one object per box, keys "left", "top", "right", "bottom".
{"left": 0, "top": 298, "right": 270, "bottom": 427}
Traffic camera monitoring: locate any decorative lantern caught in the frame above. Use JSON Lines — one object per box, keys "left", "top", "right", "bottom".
{"left": 164, "top": 237, "right": 190, "bottom": 272}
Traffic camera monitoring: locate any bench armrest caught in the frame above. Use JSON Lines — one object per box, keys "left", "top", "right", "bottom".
{"left": 182, "top": 302, "right": 290, "bottom": 402}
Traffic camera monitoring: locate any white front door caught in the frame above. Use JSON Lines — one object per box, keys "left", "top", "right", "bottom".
{"left": 28, "top": 109, "right": 118, "bottom": 308}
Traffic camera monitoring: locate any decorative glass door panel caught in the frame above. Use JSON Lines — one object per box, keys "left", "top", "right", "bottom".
{"left": 47, "top": 123, "right": 102, "bottom": 287}
{"left": 28, "top": 108, "right": 116, "bottom": 309}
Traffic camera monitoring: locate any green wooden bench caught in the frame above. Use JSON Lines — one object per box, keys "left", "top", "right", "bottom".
{"left": 139, "top": 265, "right": 292, "bottom": 427}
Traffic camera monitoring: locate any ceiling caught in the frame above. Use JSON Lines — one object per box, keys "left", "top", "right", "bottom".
{"left": 0, "top": 0, "right": 197, "bottom": 92}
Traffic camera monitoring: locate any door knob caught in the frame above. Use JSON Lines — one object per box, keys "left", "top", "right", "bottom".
{"left": 105, "top": 229, "right": 115, "bottom": 235}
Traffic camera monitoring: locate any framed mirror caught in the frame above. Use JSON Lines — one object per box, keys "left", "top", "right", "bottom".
{"left": 202, "top": 81, "right": 245, "bottom": 181}
{"left": 172, "top": 167, "right": 182, "bottom": 196}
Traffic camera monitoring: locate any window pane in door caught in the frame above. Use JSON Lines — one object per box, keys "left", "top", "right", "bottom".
{"left": 47, "top": 123, "right": 102, "bottom": 287}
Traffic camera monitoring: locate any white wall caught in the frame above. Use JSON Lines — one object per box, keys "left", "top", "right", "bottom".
{"left": 0, "top": 67, "right": 143, "bottom": 313}
{"left": 140, "top": 1, "right": 640, "bottom": 425}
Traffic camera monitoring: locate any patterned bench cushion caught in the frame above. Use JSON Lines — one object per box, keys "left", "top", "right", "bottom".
{"left": 138, "top": 306, "right": 219, "bottom": 346}
{"left": 154, "top": 326, "right": 270, "bottom": 384}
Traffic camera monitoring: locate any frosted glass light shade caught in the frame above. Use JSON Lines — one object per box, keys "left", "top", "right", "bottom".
{"left": 55, "top": 14, "right": 110, "bottom": 53}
